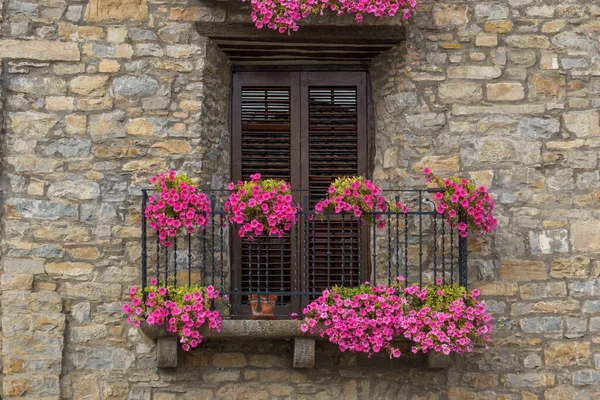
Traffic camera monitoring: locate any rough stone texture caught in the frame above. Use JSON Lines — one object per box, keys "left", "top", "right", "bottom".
{"left": 0, "top": 0, "right": 599, "bottom": 398}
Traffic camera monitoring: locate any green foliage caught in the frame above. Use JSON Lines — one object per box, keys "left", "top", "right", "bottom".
{"left": 154, "top": 172, "right": 196, "bottom": 192}
{"left": 405, "top": 283, "right": 475, "bottom": 312}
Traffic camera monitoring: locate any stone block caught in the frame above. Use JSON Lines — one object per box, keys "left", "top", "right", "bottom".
{"left": 487, "top": 82, "right": 525, "bottom": 101}
{"left": 503, "top": 372, "right": 555, "bottom": 388}
{"left": 0, "top": 273, "right": 33, "bottom": 290}
{"left": 293, "top": 337, "right": 315, "bottom": 368}
{"left": 520, "top": 282, "right": 566, "bottom": 300}
{"left": 113, "top": 75, "right": 158, "bottom": 97}
{"left": 0, "top": 39, "right": 80, "bottom": 60}
{"left": 551, "top": 256, "right": 591, "bottom": 278}
{"left": 506, "top": 35, "right": 550, "bottom": 49}
{"left": 432, "top": 4, "right": 468, "bottom": 27}
{"left": 438, "top": 82, "right": 482, "bottom": 103}
{"left": 520, "top": 317, "right": 562, "bottom": 333}
{"left": 447, "top": 66, "right": 502, "bottom": 80}
{"left": 70, "top": 75, "right": 109, "bottom": 96}
{"left": 84, "top": 0, "right": 148, "bottom": 21}
{"left": 571, "top": 221, "right": 600, "bottom": 252}
{"left": 563, "top": 111, "right": 600, "bottom": 138}
{"left": 545, "top": 342, "right": 590, "bottom": 367}
{"left": 500, "top": 259, "right": 547, "bottom": 281}
{"left": 529, "top": 230, "right": 569, "bottom": 255}
{"left": 212, "top": 352, "right": 247, "bottom": 368}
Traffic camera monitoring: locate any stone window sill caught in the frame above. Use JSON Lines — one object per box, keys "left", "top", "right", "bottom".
{"left": 141, "top": 320, "right": 450, "bottom": 369}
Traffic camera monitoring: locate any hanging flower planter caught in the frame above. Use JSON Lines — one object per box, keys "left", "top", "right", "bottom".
{"left": 423, "top": 168, "right": 498, "bottom": 238}
{"left": 224, "top": 173, "right": 301, "bottom": 240}
{"left": 314, "top": 176, "right": 389, "bottom": 227}
{"left": 145, "top": 171, "right": 212, "bottom": 247}
{"left": 123, "top": 280, "right": 222, "bottom": 351}
{"left": 245, "top": 0, "right": 419, "bottom": 34}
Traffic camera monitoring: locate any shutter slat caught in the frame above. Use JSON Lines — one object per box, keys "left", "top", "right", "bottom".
{"left": 240, "top": 86, "right": 293, "bottom": 298}
{"left": 308, "top": 86, "right": 363, "bottom": 292}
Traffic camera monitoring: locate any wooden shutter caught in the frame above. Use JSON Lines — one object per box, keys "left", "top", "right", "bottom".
{"left": 232, "top": 73, "right": 300, "bottom": 310}
{"left": 301, "top": 72, "right": 369, "bottom": 294}
{"left": 232, "top": 71, "right": 368, "bottom": 308}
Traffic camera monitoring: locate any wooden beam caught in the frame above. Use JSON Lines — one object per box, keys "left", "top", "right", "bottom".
{"left": 196, "top": 22, "right": 406, "bottom": 45}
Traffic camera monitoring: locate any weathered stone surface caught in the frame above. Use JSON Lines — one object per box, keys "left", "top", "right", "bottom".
{"left": 44, "top": 138, "right": 91, "bottom": 158}
{"left": 529, "top": 73, "right": 565, "bottom": 100}
{"left": 479, "top": 282, "right": 518, "bottom": 297}
{"left": 69, "top": 347, "right": 135, "bottom": 369}
{"left": 487, "top": 83, "right": 525, "bottom": 101}
{"left": 7, "top": 198, "right": 78, "bottom": 220}
{"left": 432, "top": 4, "right": 468, "bottom": 27}
{"left": 84, "top": 0, "right": 148, "bottom": 21}
{"left": 551, "top": 256, "right": 591, "bottom": 278}
{"left": 213, "top": 353, "right": 248, "bottom": 368}
{"left": 520, "top": 282, "right": 567, "bottom": 300}
{"left": 529, "top": 229, "right": 569, "bottom": 255}
{"left": 70, "top": 75, "right": 109, "bottom": 96}
{"left": 0, "top": 39, "right": 80, "bottom": 60}
{"left": 448, "top": 66, "right": 502, "bottom": 80}
{"left": 500, "top": 259, "right": 547, "bottom": 281}
{"left": 571, "top": 221, "right": 600, "bottom": 252}
{"left": 563, "top": 111, "right": 600, "bottom": 138}
{"left": 438, "top": 82, "right": 482, "bottom": 103}
{"left": 503, "top": 372, "right": 555, "bottom": 388}
{"left": 518, "top": 118, "right": 560, "bottom": 139}
{"left": 89, "top": 111, "right": 126, "bottom": 139}
{"left": 572, "top": 370, "right": 600, "bottom": 386}
{"left": 520, "top": 317, "right": 562, "bottom": 333}
{"left": 112, "top": 75, "right": 158, "bottom": 97}
{"left": 46, "top": 262, "right": 94, "bottom": 278}
{"left": 9, "top": 111, "right": 59, "bottom": 137}
{"left": 545, "top": 342, "right": 590, "bottom": 367}
{"left": 48, "top": 181, "right": 100, "bottom": 200}
{"left": 506, "top": 35, "right": 550, "bottom": 49}
{"left": 0, "top": 273, "right": 33, "bottom": 290}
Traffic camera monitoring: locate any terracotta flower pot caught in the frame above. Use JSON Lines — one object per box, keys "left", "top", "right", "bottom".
{"left": 249, "top": 294, "right": 278, "bottom": 320}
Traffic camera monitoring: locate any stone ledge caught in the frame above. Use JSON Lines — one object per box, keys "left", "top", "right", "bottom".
{"left": 141, "top": 321, "right": 450, "bottom": 369}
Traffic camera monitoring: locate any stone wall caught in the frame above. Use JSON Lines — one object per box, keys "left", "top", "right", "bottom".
{"left": 0, "top": 0, "right": 599, "bottom": 399}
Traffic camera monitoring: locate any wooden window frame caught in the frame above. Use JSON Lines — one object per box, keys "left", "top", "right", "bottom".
{"left": 230, "top": 67, "right": 373, "bottom": 315}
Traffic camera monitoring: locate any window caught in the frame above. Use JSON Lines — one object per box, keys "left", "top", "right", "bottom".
{"left": 231, "top": 70, "right": 369, "bottom": 314}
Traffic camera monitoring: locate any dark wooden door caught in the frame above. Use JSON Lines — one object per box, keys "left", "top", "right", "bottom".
{"left": 232, "top": 70, "right": 369, "bottom": 314}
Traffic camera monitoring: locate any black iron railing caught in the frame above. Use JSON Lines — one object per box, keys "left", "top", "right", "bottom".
{"left": 140, "top": 188, "right": 468, "bottom": 318}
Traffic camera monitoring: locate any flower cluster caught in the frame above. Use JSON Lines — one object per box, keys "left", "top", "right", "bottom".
{"left": 224, "top": 173, "right": 300, "bottom": 240}
{"left": 301, "top": 278, "right": 492, "bottom": 358}
{"left": 314, "top": 176, "right": 389, "bottom": 227}
{"left": 145, "top": 171, "right": 212, "bottom": 247}
{"left": 401, "top": 280, "right": 492, "bottom": 355}
{"left": 302, "top": 284, "right": 406, "bottom": 358}
{"left": 424, "top": 168, "right": 498, "bottom": 237}
{"left": 246, "top": 0, "right": 418, "bottom": 34}
{"left": 123, "top": 279, "right": 222, "bottom": 351}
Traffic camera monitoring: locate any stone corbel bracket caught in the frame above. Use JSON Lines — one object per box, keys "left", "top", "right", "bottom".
{"left": 141, "top": 320, "right": 449, "bottom": 369}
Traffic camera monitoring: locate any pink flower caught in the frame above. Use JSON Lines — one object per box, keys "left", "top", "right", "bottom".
{"left": 423, "top": 167, "right": 431, "bottom": 175}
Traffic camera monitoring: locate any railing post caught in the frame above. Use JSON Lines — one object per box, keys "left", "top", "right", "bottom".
{"left": 458, "top": 211, "right": 468, "bottom": 288}
{"left": 141, "top": 190, "right": 148, "bottom": 298}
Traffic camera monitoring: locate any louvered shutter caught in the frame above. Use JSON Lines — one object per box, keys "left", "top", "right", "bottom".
{"left": 232, "top": 71, "right": 368, "bottom": 312}
{"left": 300, "top": 72, "right": 369, "bottom": 294}
{"left": 232, "top": 73, "right": 299, "bottom": 314}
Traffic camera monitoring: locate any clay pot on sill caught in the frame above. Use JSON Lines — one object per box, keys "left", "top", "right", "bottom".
{"left": 249, "top": 294, "right": 278, "bottom": 320}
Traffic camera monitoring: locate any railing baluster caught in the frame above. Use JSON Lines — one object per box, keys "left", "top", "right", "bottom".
{"left": 419, "top": 191, "right": 423, "bottom": 288}
{"left": 311, "top": 217, "right": 316, "bottom": 295}
{"left": 173, "top": 237, "right": 178, "bottom": 287}
{"left": 358, "top": 221, "right": 362, "bottom": 283}
{"left": 350, "top": 215, "right": 354, "bottom": 287}
{"left": 280, "top": 236, "right": 284, "bottom": 308}
{"left": 450, "top": 223, "right": 454, "bottom": 285}
{"left": 202, "top": 224, "right": 207, "bottom": 287}
{"left": 327, "top": 213, "right": 331, "bottom": 289}
{"left": 372, "top": 214, "right": 376, "bottom": 286}
{"left": 395, "top": 196, "right": 400, "bottom": 281}
{"left": 256, "top": 237, "right": 261, "bottom": 313}
{"left": 211, "top": 210, "right": 215, "bottom": 287}
{"left": 156, "top": 233, "right": 160, "bottom": 283}
{"left": 141, "top": 190, "right": 147, "bottom": 297}
{"left": 220, "top": 214, "right": 224, "bottom": 292}
{"left": 188, "top": 233, "right": 192, "bottom": 286}
{"left": 341, "top": 212, "right": 345, "bottom": 287}
{"left": 387, "top": 208, "right": 391, "bottom": 286}
{"left": 441, "top": 213, "right": 446, "bottom": 285}
{"left": 433, "top": 211, "right": 437, "bottom": 284}
{"left": 404, "top": 212, "right": 408, "bottom": 284}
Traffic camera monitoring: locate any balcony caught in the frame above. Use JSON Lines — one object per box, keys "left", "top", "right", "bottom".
{"left": 140, "top": 188, "right": 469, "bottom": 319}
